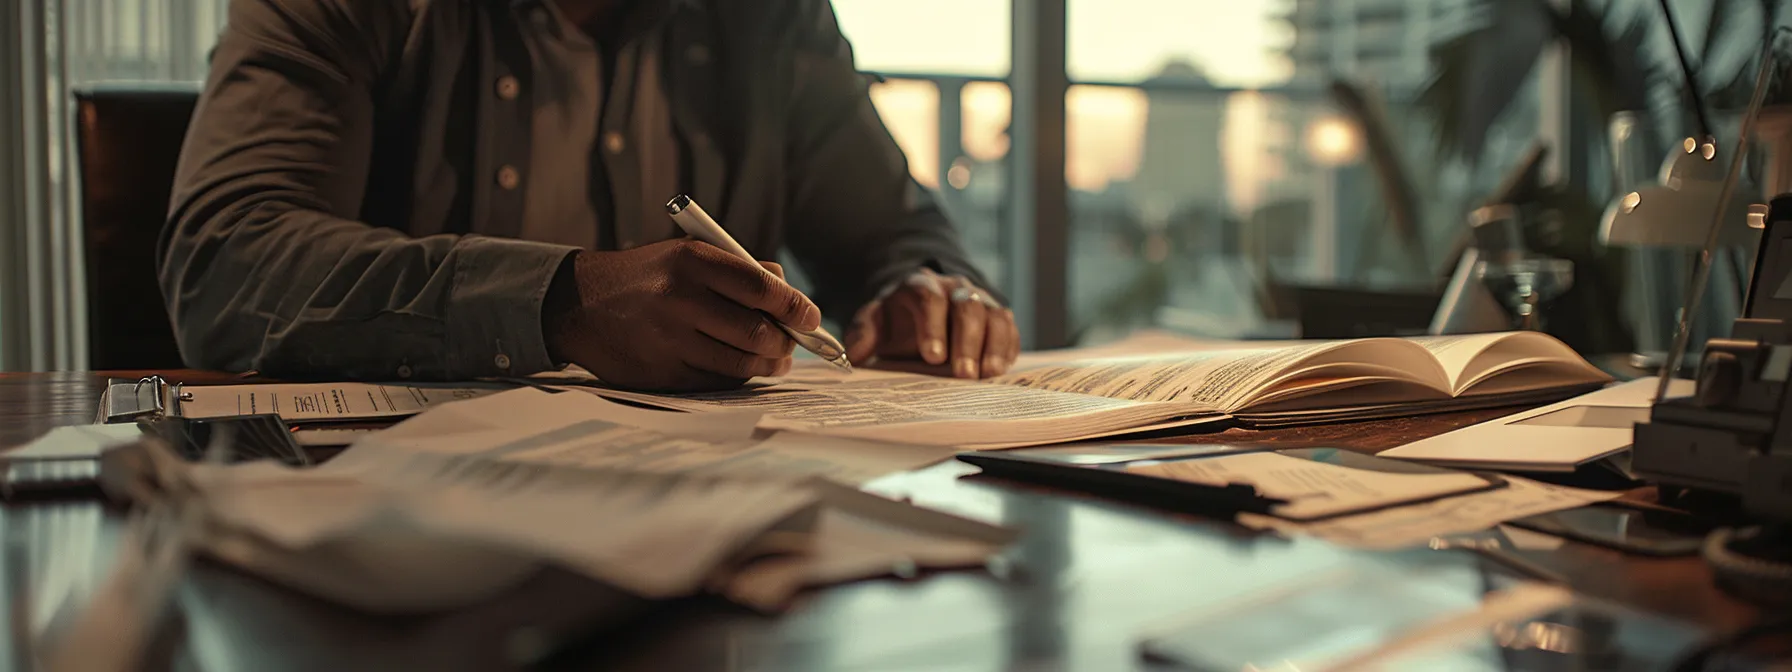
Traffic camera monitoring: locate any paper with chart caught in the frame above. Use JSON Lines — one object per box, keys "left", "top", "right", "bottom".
{"left": 571, "top": 377, "right": 1226, "bottom": 449}
{"left": 178, "top": 382, "right": 505, "bottom": 423}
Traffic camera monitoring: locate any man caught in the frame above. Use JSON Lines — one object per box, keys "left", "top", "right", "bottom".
{"left": 161, "top": 0, "right": 1016, "bottom": 391}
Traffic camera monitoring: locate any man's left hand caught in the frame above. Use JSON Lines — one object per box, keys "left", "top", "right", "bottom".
{"left": 843, "top": 268, "right": 1019, "bottom": 378}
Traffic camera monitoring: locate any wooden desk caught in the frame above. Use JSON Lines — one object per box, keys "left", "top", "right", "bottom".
{"left": 0, "top": 371, "right": 1762, "bottom": 670}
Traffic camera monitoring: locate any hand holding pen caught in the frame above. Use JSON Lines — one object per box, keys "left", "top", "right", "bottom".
{"left": 665, "top": 195, "right": 851, "bottom": 372}
{"left": 540, "top": 209, "right": 825, "bottom": 392}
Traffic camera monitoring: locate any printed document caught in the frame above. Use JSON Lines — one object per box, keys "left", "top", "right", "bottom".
{"left": 575, "top": 377, "right": 1225, "bottom": 449}
{"left": 105, "top": 388, "right": 1015, "bottom": 614}
{"left": 1236, "top": 477, "right": 1620, "bottom": 549}
{"left": 348, "top": 387, "right": 958, "bottom": 485}
{"left": 179, "top": 382, "right": 505, "bottom": 423}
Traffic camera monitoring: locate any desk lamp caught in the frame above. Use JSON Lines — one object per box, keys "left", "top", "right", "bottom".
{"left": 1628, "top": 24, "right": 1792, "bottom": 607}
{"left": 1600, "top": 0, "right": 1764, "bottom": 372}
{"left": 1600, "top": 136, "right": 1760, "bottom": 248}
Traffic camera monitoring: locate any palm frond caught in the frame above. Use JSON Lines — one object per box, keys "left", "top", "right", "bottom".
{"left": 1544, "top": 0, "right": 1657, "bottom": 118}
{"left": 1416, "top": 0, "right": 1554, "bottom": 163}
{"left": 1698, "top": 0, "right": 1748, "bottom": 66}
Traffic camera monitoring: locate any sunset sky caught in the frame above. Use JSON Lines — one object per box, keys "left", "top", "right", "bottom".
{"left": 832, "top": 0, "right": 1296, "bottom": 208}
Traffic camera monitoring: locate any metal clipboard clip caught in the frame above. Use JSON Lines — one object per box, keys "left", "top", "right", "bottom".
{"left": 104, "top": 375, "right": 189, "bottom": 423}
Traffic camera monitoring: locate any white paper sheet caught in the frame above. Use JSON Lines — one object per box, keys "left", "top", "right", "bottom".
{"left": 3, "top": 424, "right": 143, "bottom": 459}
{"left": 1378, "top": 378, "right": 1695, "bottom": 471}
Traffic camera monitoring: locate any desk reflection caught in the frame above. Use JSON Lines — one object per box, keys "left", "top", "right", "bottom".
{"left": 0, "top": 458, "right": 1726, "bottom": 672}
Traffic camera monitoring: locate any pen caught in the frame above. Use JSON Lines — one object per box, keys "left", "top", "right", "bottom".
{"left": 664, "top": 194, "right": 853, "bottom": 372}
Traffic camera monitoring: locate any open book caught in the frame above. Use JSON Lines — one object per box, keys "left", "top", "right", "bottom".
{"left": 993, "top": 330, "right": 1613, "bottom": 425}
{"left": 567, "top": 331, "right": 1612, "bottom": 450}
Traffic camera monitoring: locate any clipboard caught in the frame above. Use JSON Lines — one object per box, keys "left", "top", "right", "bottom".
{"left": 100, "top": 375, "right": 189, "bottom": 423}
{"left": 958, "top": 445, "right": 1507, "bottom": 522}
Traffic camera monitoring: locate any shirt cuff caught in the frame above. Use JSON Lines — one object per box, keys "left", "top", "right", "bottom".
{"left": 446, "top": 236, "right": 580, "bottom": 377}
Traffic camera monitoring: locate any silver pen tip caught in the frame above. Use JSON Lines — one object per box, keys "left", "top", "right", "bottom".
{"left": 665, "top": 194, "right": 691, "bottom": 215}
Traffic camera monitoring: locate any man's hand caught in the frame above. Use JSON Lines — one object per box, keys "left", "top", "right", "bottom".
{"left": 843, "top": 268, "right": 1019, "bottom": 378}
{"left": 542, "top": 240, "right": 817, "bottom": 391}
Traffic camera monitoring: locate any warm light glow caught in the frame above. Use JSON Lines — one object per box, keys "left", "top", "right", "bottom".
{"left": 1620, "top": 191, "right": 1642, "bottom": 214}
{"left": 961, "top": 82, "right": 1012, "bottom": 163}
{"left": 1751, "top": 203, "right": 1770, "bottom": 229}
{"left": 1066, "top": 85, "right": 1148, "bottom": 192}
{"left": 946, "top": 158, "right": 973, "bottom": 189}
{"left": 868, "top": 80, "right": 940, "bottom": 188}
{"left": 1305, "top": 115, "right": 1362, "bottom": 167}
{"left": 1683, "top": 137, "right": 1699, "bottom": 154}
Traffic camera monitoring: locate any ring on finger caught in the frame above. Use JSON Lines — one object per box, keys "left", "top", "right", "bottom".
{"left": 950, "top": 286, "right": 1001, "bottom": 309}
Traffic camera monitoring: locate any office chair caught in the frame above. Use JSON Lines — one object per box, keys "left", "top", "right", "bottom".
{"left": 73, "top": 84, "right": 198, "bottom": 370}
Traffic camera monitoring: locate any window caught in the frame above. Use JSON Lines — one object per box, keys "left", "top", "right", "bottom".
{"left": 831, "top": 0, "right": 1015, "bottom": 303}
{"left": 1062, "top": 0, "right": 1542, "bottom": 344}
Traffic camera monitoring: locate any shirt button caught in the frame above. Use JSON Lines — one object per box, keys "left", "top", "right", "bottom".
{"left": 396, "top": 365, "right": 413, "bottom": 379}
{"left": 494, "top": 353, "right": 512, "bottom": 370}
{"left": 604, "top": 132, "right": 626, "bottom": 154}
{"left": 496, "top": 75, "right": 520, "bottom": 100}
{"left": 686, "top": 44, "right": 710, "bottom": 65}
{"left": 496, "top": 165, "right": 520, "bottom": 190}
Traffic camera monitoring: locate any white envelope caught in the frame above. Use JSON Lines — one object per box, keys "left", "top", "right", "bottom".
{"left": 1379, "top": 377, "right": 1694, "bottom": 472}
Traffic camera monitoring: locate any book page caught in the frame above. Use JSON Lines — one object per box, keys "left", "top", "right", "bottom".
{"left": 1405, "top": 332, "right": 1608, "bottom": 395}
{"left": 179, "top": 383, "right": 506, "bottom": 423}
{"left": 568, "top": 378, "right": 1224, "bottom": 449}
{"left": 990, "top": 338, "right": 1452, "bottom": 412}
{"left": 991, "top": 342, "right": 1344, "bottom": 409}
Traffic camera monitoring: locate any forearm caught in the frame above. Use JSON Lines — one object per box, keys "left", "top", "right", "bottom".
{"left": 161, "top": 202, "right": 577, "bottom": 380}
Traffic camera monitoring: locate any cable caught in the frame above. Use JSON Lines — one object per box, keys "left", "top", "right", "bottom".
{"left": 1656, "top": 0, "right": 1715, "bottom": 140}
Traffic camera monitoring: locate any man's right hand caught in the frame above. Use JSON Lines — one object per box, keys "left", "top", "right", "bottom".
{"left": 541, "top": 239, "right": 820, "bottom": 391}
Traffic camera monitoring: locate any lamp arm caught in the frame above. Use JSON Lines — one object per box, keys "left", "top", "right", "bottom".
{"left": 1656, "top": 0, "right": 1716, "bottom": 140}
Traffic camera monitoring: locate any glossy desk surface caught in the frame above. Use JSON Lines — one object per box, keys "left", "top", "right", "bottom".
{"left": 0, "top": 371, "right": 1760, "bottom": 670}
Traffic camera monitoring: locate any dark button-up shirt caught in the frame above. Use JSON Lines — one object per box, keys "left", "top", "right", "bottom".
{"left": 161, "top": 0, "right": 988, "bottom": 381}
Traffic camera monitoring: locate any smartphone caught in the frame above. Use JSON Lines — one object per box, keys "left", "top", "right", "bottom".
{"left": 1505, "top": 503, "right": 1718, "bottom": 556}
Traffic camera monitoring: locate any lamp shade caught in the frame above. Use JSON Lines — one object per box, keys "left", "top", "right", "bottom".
{"left": 1600, "top": 139, "right": 1761, "bottom": 248}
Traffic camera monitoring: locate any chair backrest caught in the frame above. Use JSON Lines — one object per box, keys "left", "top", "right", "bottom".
{"left": 74, "top": 84, "right": 198, "bottom": 370}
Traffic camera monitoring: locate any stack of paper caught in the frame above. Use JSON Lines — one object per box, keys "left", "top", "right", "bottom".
{"left": 1235, "top": 477, "right": 1621, "bottom": 549}
{"left": 100, "top": 388, "right": 1017, "bottom": 615}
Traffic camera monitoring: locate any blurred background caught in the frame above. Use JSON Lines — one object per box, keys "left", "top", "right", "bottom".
{"left": 2, "top": 0, "right": 1790, "bottom": 370}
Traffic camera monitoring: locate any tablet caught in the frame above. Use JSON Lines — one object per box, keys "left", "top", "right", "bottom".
{"left": 958, "top": 445, "right": 1506, "bottom": 522}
